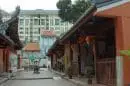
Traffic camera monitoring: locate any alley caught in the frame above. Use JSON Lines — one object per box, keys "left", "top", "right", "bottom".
{"left": 1, "top": 69, "right": 76, "bottom": 86}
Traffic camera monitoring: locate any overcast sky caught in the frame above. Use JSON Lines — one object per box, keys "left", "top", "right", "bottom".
{"left": 0, "top": 0, "right": 71, "bottom": 12}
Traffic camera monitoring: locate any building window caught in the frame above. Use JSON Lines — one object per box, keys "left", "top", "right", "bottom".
{"left": 19, "top": 31, "right": 24, "bottom": 34}
{"left": 20, "top": 27, "right": 23, "bottom": 30}
{"left": 46, "top": 26, "right": 49, "bottom": 30}
{"left": 50, "top": 27, "right": 54, "bottom": 30}
{"left": 41, "top": 19, "right": 45, "bottom": 25}
{"left": 34, "top": 31, "right": 38, "bottom": 34}
{"left": 25, "top": 31, "right": 28, "bottom": 34}
{"left": 25, "top": 19, "right": 29, "bottom": 26}
{"left": 56, "top": 31, "right": 61, "bottom": 35}
{"left": 34, "top": 19, "right": 39, "bottom": 25}
{"left": 50, "top": 19, "right": 54, "bottom": 26}
{"left": 38, "top": 28, "right": 40, "bottom": 34}
{"left": 55, "top": 19, "right": 60, "bottom": 25}
{"left": 25, "top": 28, "right": 29, "bottom": 30}
{"left": 55, "top": 27, "right": 60, "bottom": 30}
{"left": 20, "top": 19, "right": 24, "bottom": 25}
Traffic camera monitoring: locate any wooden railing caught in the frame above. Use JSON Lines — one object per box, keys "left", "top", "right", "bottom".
{"left": 96, "top": 58, "right": 116, "bottom": 86}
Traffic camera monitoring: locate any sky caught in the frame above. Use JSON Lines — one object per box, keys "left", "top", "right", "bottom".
{"left": 0, "top": 0, "right": 63, "bottom": 12}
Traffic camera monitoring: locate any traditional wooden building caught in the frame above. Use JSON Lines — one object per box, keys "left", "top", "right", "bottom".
{"left": 48, "top": 0, "right": 130, "bottom": 86}
{"left": 0, "top": 6, "right": 23, "bottom": 74}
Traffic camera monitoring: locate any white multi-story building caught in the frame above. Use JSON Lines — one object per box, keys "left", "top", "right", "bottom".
{"left": 18, "top": 9, "right": 73, "bottom": 42}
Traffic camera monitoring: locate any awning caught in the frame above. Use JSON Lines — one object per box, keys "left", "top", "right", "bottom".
{"left": 60, "top": 4, "right": 97, "bottom": 42}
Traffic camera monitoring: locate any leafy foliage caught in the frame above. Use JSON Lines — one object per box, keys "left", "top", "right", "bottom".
{"left": 56, "top": 0, "right": 91, "bottom": 23}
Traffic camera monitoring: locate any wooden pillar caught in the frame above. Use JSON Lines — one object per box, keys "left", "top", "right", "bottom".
{"left": 118, "top": 17, "right": 130, "bottom": 86}
{"left": 6, "top": 48, "right": 10, "bottom": 72}
{"left": 115, "top": 17, "right": 124, "bottom": 86}
{"left": 17, "top": 54, "right": 20, "bottom": 69}
{"left": 78, "top": 43, "right": 81, "bottom": 75}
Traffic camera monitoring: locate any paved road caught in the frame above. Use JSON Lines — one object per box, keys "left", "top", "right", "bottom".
{"left": 15, "top": 69, "right": 58, "bottom": 79}
{"left": 1, "top": 69, "right": 76, "bottom": 86}
{"left": 2, "top": 79, "right": 76, "bottom": 86}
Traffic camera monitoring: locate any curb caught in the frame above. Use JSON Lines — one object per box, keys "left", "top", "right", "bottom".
{"left": 11, "top": 77, "right": 53, "bottom": 80}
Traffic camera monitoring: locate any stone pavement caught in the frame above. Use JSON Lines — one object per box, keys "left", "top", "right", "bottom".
{"left": 1, "top": 68, "right": 77, "bottom": 86}
{"left": 13, "top": 68, "right": 60, "bottom": 80}
{"left": 52, "top": 70, "right": 107, "bottom": 86}
{"left": 0, "top": 69, "right": 25, "bottom": 85}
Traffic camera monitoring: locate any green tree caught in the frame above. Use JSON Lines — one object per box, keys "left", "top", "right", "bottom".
{"left": 56, "top": 0, "right": 91, "bottom": 23}
{"left": 57, "top": 0, "right": 72, "bottom": 23}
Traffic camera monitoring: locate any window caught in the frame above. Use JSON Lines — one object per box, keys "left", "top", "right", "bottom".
{"left": 19, "top": 31, "right": 24, "bottom": 34}
{"left": 46, "top": 26, "right": 49, "bottom": 30}
{"left": 20, "top": 27, "right": 23, "bottom": 30}
{"left": 38, "top": 28, "right": 40, "bottom": 34}
{"left": 25, "top": 19, "right": 29, "bottom": 25}
{"left": 55, "top": 27, "right": 60, "bottom": 30}
{"left": 25, "top": 28, "right": 29, "bottom": 30}
{"left": 34, "top": 32, "right": 38, "bottom": 34}
{"left": 55, "top": 19, "right": 60, "bottom": 25}
{"left": 20, "top": 19, "right": 24, "bottom": 25}
{"left": 50, "top": 19, "right": 54, "bottom": 26}
{"left": 56, "top": 31, "right": 61, "bottom": 35}
{"left": 25, "top": 31, "right": 28, "bottom": 34}
{"left": 41, "top": 19, "right": 45, "bottom": 25}
{"left": 50, "top": 27, "right": 54, "bottom": 30}
{"left": 34, "top": 19, "right": 39, "bottom": 25}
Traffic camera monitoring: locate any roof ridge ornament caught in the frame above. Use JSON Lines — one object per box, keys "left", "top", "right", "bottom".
{"left": 6, "top": 6, "right": 20, "bottom": 24}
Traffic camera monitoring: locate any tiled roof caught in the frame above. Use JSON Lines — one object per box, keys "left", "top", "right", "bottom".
{"left": 97, "top": 0, "right": 130, "bottom": 12}
{"left": 41, "top": 30, "right": 56, "bottom": 37}
{"left": 23, "top": 42, "right": 40, "bottom": 51}
{"left": 92, "top": 0, "right": 122, "bottom": 8}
